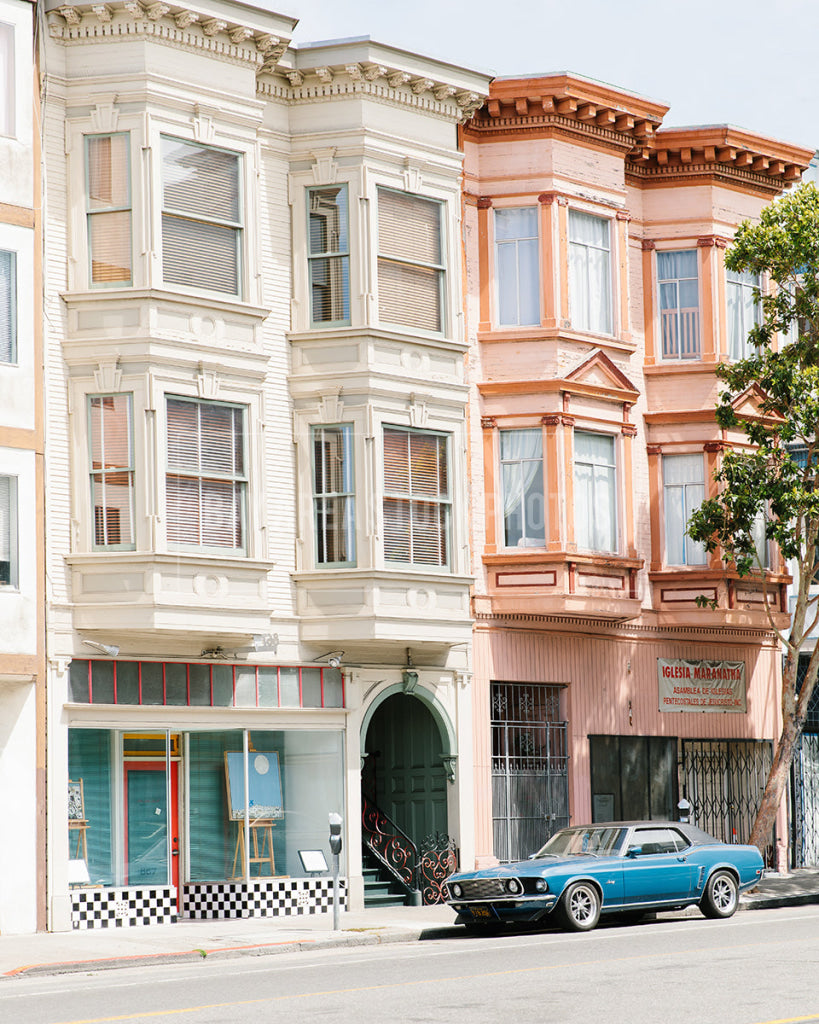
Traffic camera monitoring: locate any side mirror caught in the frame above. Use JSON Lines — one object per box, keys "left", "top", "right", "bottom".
{"left": 626, "top": 846, "right": 641, "bottom": 858}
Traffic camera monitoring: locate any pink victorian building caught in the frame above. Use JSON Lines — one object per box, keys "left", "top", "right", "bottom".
{"left": 462, "top": 75, "right": 813, "bottom": 869}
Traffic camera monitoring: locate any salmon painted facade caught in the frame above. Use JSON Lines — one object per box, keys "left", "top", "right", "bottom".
{"left": 461, "top": 76, "right": 814, "bottom": 869}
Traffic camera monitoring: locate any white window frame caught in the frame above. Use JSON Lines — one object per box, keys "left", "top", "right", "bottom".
{"left": 495, "top": 207, "right": 540, "bottom": 327}
{"left": 382, "top": 425, "right": 451, "bottom": 569}
{"left": 312, "top": 423, "right": 356, "bottom": 567}
{"left": 165, "top": 395, "right": 248, "bottom": 554}
{"left": 499, "top": 428, "right": 545, "bottom": 548}
{"left": 568, "top": 209, "right": 613, "bottom": 336}
{"left": 0, "top": 21, "right": 14, "bottom": 139}
{"left": 0, "top": 474, "right": 17, "bottom": 587}
{"left": 657, "top": 249, "right": 700, "bottom": 360}
{"left": 160, "top": 134, "right": 243, "bottom": 298}
{"left": 307, "top": 184, "right": 350, "bottom": 327}
{"left": 88, "top": 394, "right": 136, "bottom": 552}
{"left": 727, "top": 268, "right": 761, "bottom": 360}
{"left": 662, "top": 453, "right": 707, "bottom": 566}
{"left": 376, "top": 187, "right": 446, "bottom": 335}
{"left": 574, "top": 430, "right": 618, "bottom": 553}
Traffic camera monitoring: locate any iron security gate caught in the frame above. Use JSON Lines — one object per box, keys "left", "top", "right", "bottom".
{"left": 491, "top": 682, "right": 569, "bottom": 863}
{"left": 792, "top": 734, "right": 819, "bottom": 867}
{"left": 682, "top": 739, "right": 772, "bottom": 849}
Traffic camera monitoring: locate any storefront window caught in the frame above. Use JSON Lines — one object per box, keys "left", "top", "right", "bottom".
{"left": 68, "top": 729, "right": 115, "bottom": 885}
{"left": 188, "top": 730, "right": 243, "bottom": 882}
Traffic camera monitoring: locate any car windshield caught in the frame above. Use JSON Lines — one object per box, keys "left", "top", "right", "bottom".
{"left": 533, "top": 826, "right": 625, "bottom": 858}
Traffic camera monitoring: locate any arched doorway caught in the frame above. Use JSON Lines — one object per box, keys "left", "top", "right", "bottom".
{"left": 362, "top": 692, "right": 448, "bottom": 844}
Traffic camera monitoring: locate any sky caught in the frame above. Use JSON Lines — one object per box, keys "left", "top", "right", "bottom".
{"left": 274, "top": 0, "right": 818, "bottom": 152}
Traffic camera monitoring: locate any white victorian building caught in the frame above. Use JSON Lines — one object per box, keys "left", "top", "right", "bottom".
{"left": 41, "top": 0, "right": 488, "bottom": 931}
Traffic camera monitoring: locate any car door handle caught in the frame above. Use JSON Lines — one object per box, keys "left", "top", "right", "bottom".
{"left": 677, "top": 856, "right": 687, "bottom": 862}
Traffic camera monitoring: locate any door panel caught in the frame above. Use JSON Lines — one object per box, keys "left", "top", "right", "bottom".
{"left": 124, "top": 761, "right": 179, "bottom": 893}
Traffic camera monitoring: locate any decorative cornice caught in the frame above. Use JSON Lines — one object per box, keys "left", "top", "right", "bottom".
{"left": 49, "top": 1, "right": 293, "bottom": 73}
{"left": 472, "top": 611, "right": 777, "bottom": 642}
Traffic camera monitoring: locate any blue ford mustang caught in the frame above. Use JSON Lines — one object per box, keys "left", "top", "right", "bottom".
{"left": 445, "top": 821, "right": 764, "bottom": 932}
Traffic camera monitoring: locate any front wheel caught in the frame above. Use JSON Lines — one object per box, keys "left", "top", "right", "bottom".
{"left": 559, "top": 881, "right": 601, "bottom": 932}
{"left": 700, "top": 870, "right": 738, "bottom": 919}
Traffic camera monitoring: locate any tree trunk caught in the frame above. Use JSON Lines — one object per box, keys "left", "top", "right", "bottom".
{"left": 749, "top": 714, "right": 802, "bottom": 856}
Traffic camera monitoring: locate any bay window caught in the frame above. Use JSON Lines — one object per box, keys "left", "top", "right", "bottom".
{"left": 86, "top": 133, "right": 131, "bottom": 286}
{"left": 383, "top": 426, "right": 450, "bottom": 567}
{"left": 308, "top": 185, "right": 350, "bottom": 325}
{"left": 377, "top": 188, "right": 444, "bottom": 333}
{"left": 496, "top": 208, "right": 539, "bottom": 326}
{"left": 312, "top": 424, "right": 355, "bottom": 566}
{"left": 89, "top": 394, "right": 135, "bottom": 550}
{"left": 569, "top": 210, "right": 612, "bottom": 335}
{"left": 161, "top": 136, "right": 241, "bottom": 296}
{"left": 166, "top": 397, "right": 247, "bottom": 552}
{"left": 663, "top": 453, "right": 706, "bottom": 566}
{"left": 574, "top": 431, "right": 617, "bottom": 552}
{"left": 500, "top": 429, "right": 545, "bottom": 547}
{"left": 658, "top": 250, "right": 700, "bottom": 359}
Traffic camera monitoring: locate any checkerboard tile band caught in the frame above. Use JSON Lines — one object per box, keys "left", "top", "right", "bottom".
{"left": 183, "top": 878, "right": 347, "bottom": 919}
{"left": 71, "top": 887, "right": 177, "bottom": 930}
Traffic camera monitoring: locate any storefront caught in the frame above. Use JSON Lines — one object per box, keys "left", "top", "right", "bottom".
{"left": 63, "top": 659, "right": 347, "bottom": 929}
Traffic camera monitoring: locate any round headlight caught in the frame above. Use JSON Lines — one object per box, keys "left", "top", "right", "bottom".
{"left": 535, "top": 879, "right": 549, "bottom": 892}
{"left": 451, "top": 883, "right": 462, "bottom": 898}
{"left": 506, "top": 878, "right": 522, "bottom": 895}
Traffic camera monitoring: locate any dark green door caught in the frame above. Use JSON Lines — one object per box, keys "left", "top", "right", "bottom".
{"left": 364, "top": 694, "right": 447, "bottom": 845}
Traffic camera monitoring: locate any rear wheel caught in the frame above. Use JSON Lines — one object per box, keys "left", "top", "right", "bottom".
{"left": 700, "top": 870, "right": 738, "bottom": 919}
{"left": 559, "top": 881, "right": 601, "bottom": 932}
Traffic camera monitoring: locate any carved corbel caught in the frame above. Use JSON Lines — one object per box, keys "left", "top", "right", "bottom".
{"left": 175, "top": 10, "right": 199, "bottom": 28}
{"left": 411, "top": 77, "right": 435, "bottom": 95}
{"left": 146, "top": 3, "right": 170, "bottom": 20}
{"left": 91, "top": 5, "right": 113, "bottom": 23}
{"left": 230, "top": 26, "right": 253, "bottom": 44}
{"left": 363, "top": 64, "right": 387, "bottom": 82}
{"left": 314, "top": 67, "right": 333, "bottom": 85}
{"left": 287, "top": 70, "right": 305, "bottom": 87}
{"left": 434, "top": 84, "right": 457, "bottom": 101}
{"left": 345, "top": 63, "right": 364, "bottom": 81}
{"left": 388, "top": 71, "right": 411, "bottom": 88}
{"left": 202, "top": 18, "right": 227, "bottom": 35}
{"left": 57, "top": 5, "right": 82, "bottom": 26}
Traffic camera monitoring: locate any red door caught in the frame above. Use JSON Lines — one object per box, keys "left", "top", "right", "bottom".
{"left": 123, "top": 761, "right": 179, "bottom": 900}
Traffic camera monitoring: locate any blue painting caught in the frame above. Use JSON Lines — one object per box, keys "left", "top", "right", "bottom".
{"left": 224, "top": 752, "right": 283, "bottom": 821}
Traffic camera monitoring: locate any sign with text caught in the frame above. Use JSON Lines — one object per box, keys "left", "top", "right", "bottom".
{"left": 658, "top": 658, "right": 746, "bottom": 713}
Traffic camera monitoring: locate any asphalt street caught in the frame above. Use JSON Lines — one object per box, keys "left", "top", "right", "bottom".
{"left": 2, "top": 905, "right": 818, "bottom": 1024}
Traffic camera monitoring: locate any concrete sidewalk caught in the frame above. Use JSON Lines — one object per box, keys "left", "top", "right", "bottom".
{"left": 3, "top": 869, "right": 818, "bottom": 980}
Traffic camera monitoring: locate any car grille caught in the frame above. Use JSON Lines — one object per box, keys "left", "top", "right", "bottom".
{"left": 452, "top": 878, "right": 511, "bottom": 900}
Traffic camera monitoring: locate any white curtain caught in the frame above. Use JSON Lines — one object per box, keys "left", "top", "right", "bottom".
{"left": 574, "top": 432, "right": 616, "bottom": 552}
{"left": 569, "top": 211, "right": 612, "bottom": 335}
{"left": 501, "top": 429, "right": 544, "bottom": 546}
{"left": 727, "top": 269, "right": 760, "bottom": 361}
{"left": 663, "top": 454, "right": 706, "bottom": 565}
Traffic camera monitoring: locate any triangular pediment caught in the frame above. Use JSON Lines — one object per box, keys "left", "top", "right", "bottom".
{"left": 731, "top": 383, "right": 780, "bottom": 422}
{"left": 562, "top": 349, "right": 640, "bottom": 401}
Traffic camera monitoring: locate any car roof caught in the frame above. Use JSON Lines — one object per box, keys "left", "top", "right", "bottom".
{"left": 561, "top": 821, "right": 719, "bottom": 845}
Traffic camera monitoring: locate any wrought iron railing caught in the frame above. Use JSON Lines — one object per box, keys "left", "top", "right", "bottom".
{"left": 362, "top": 795, "right": 459, "bottom": 904}
{"left": 362, "top": 794, "right": 419, "bottom": 892}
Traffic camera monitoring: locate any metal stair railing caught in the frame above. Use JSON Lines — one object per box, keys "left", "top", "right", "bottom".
{"left": 362, "top": 793, "right": 420, "bottom": 896}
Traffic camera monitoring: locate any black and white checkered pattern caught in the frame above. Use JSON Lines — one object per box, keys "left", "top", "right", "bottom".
{"left": 184, "top": 878, "right": 347, "bottom": 919}
{"left": 71, "top": 887, "right": 177, "bottom": 930}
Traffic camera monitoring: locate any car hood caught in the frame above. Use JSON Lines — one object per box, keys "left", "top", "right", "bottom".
{"left": 450, "top": 853, "right": 623, "bottom": 881}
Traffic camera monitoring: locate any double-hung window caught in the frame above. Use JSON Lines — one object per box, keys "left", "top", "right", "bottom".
{"left": 663, "top": 454, "right": 706, "bottom": 566}
{"left": 658, "top": 250, "right": 700, "bottom": 359}
{"left": 0, "top": 475, "right": 16, "bottom": 586}
{"left": 495, "top": 208, "right": 539, "bottom": 326}
{"left": 500, "top": 429, "right": 545, "bottom": 547}
{"left": 0, "top": 249, "right": 15, "bottom": 363}
{"left": 86, "top": 134, "right": 132, "bottom": 286}
{"left": 0, "top": 23, "right": 14, "bottom": 138}
{"left": 569, "top": 210, "right": 612, "bottom": 335}
{"left": 727, "top": 268, "right": 761, "bottom": 360}
{"left": 166, "top": 397, "right": 247, "bottom": 552}
{"left": 377, "top": 188, "right": 444, "bottom": 333}
{"left": 307, "top": 185, "right": 350, "bottom": 325}
{"left": 161, "top": 136, "right": 242, "bottom": 296}
{"left": 89, "top": 395, "right": 135, "bottom": 549}
{"left": 751, "top": 511, "right": 769, "bottom": 570}
{"left": 312, "top": 424, "right": 355, "bottom": 565}
{"left": 383, "top": 426, "right": 450, "bottom": 567}
{"left": 574, "top": 431, "right": 617, "bottom": 552}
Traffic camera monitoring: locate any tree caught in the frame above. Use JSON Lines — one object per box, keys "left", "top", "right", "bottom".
{"left": 688, "top": 181, "right": 819, "bottom": 854}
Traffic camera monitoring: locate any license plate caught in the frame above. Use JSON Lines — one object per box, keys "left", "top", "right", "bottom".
{"left": 471, "top": 906, "right": 493, "bottom": 919}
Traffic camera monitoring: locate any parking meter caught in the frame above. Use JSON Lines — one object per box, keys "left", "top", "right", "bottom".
{"left": 329, "top": 813, "right": 342, "bottom": 930}
{"left": 677, "top": 798, "right": 691, "bottom": 823}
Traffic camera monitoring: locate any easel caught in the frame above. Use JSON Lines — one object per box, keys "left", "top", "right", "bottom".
{"left": 231, "top": 818, "right": 276, "bottom": 878}
{"left": 68, "top": 778, "right": 89, "bottom": 862}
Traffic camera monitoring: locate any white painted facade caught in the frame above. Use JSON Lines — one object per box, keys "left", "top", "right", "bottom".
{"left": 41, "top": 0, "right": 488, "bottom": 930}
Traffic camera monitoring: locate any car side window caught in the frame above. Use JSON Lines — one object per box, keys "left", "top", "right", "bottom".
{"left": 629, "top": 827, "right": 688, "bottom": 855}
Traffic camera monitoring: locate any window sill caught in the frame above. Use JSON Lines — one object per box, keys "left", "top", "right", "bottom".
{"left": 61, "top": 287, "right": 270, "bottom": 321}
{"left": 288, "top": 324, "right": 468, "bottom": 352}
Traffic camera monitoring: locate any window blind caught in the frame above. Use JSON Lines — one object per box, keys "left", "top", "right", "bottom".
{"left": 383, "top": 427, "right": 449, "bottom": 566}
{"left": 161, "top": 136, "right": 241, "bottom": 296}
{"left": 87, "top": 134, "right": 131, "bottom": 285}
{"left": 0, "top": 249, "right": 15, "bottom": 362}
{"left": 166, "top": 397, "right": 246, "bottom": 550}
{"left": 0, "top": 475, "right": 13, "bottom": 584}
{"left": 89, "top": 394, "right": 134, "bottom": 548}
{"left": 377, "top": 189, "right": 443, "bottom": 332}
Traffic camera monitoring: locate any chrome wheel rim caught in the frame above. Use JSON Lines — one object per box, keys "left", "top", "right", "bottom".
{"left": 569, "top": 885, "right": 595, "bottom": 923}
{"left": 712, "top": 876, "right": 736, "bottom": 912}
